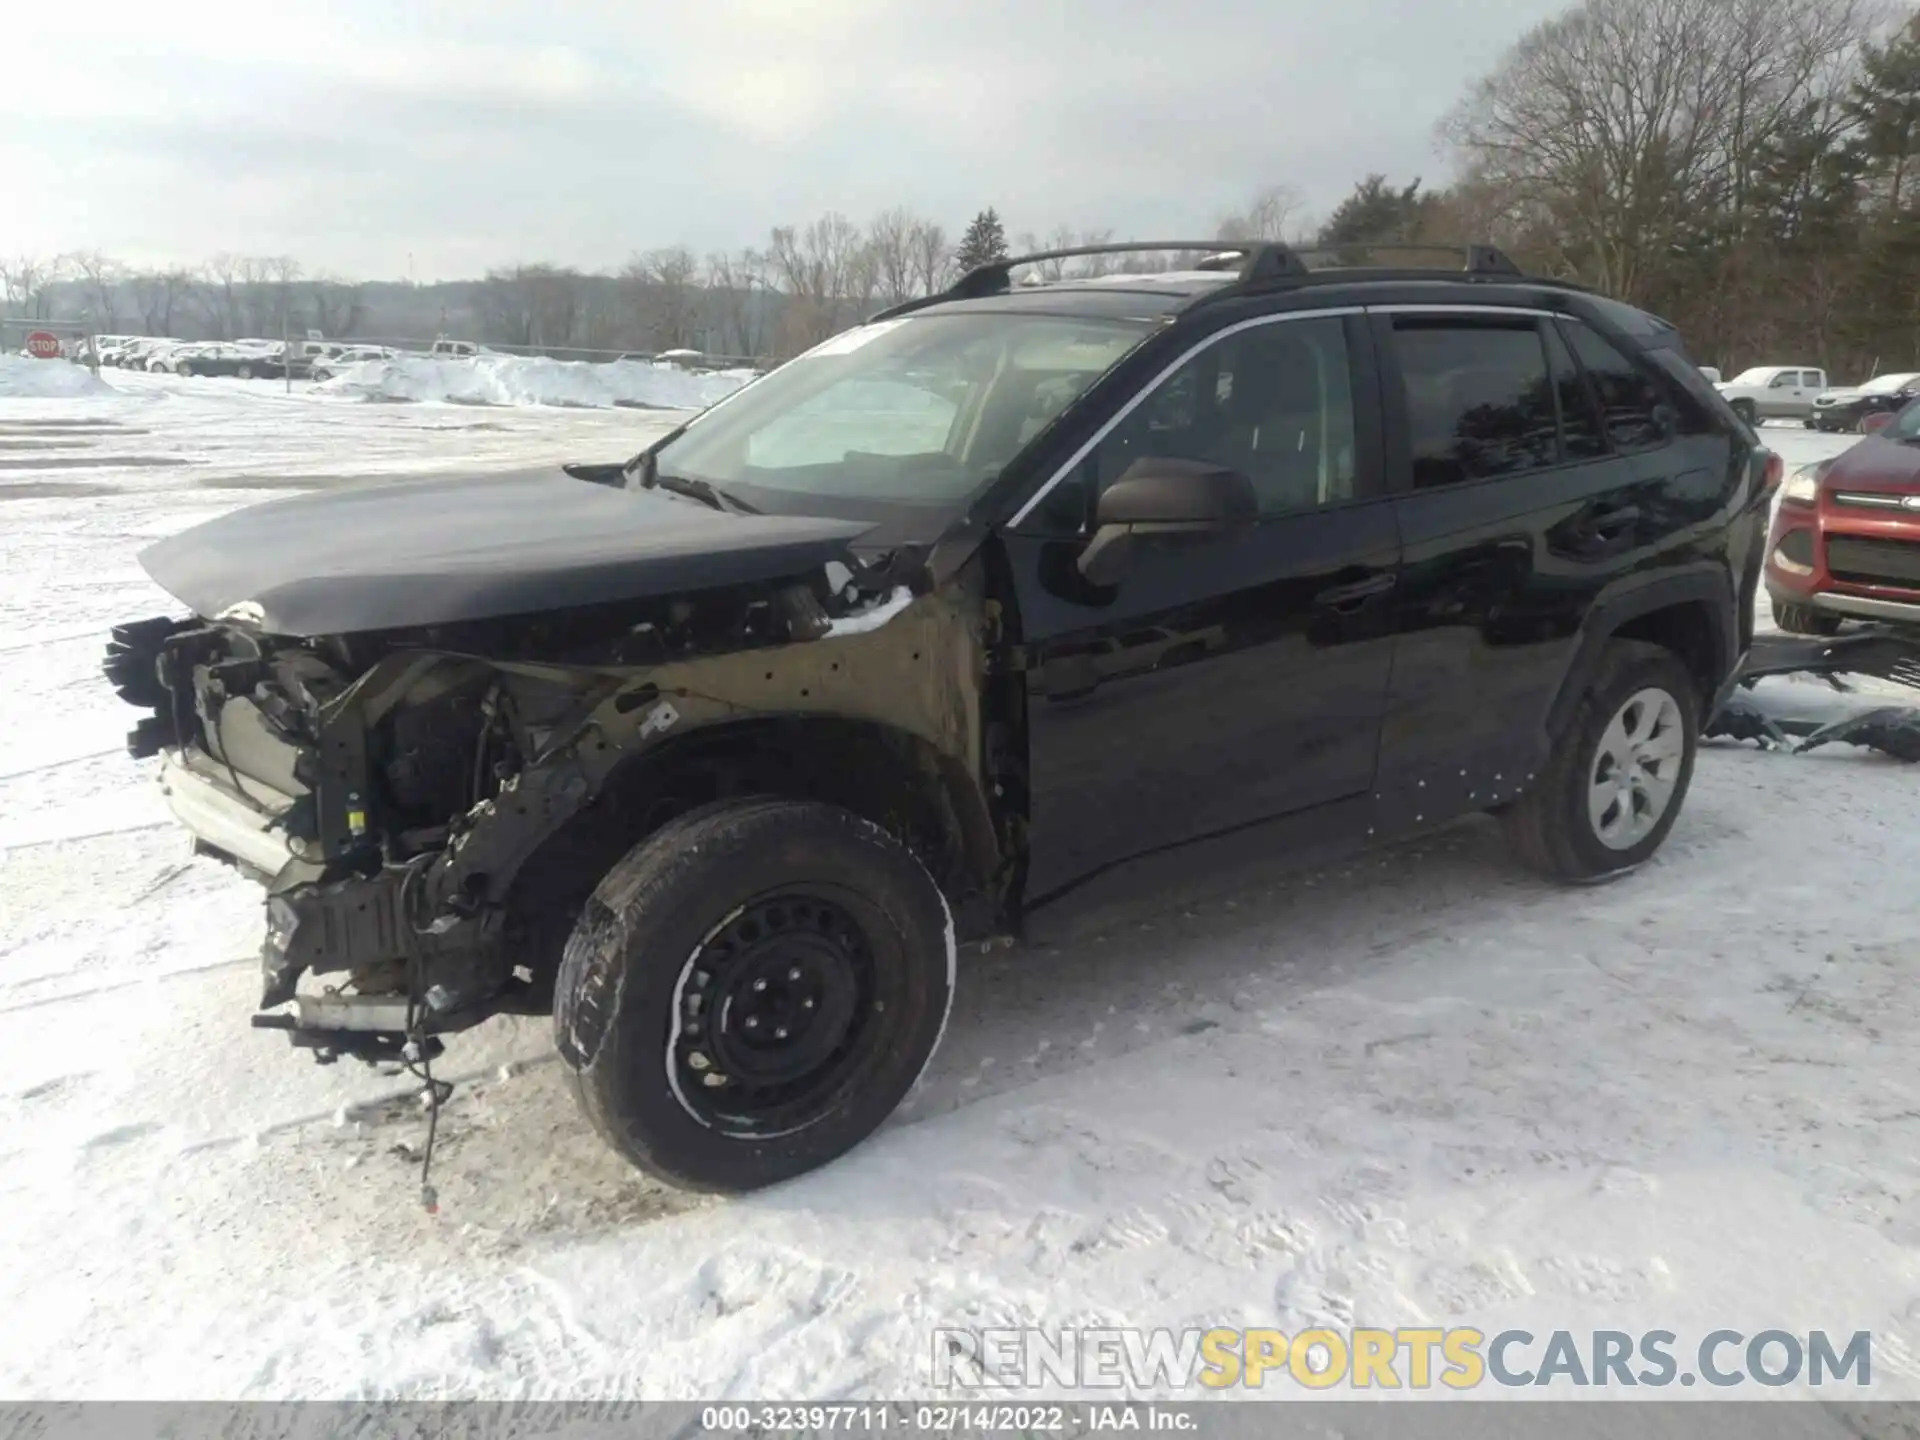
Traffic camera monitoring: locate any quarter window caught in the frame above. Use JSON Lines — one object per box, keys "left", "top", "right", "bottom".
{"left": 1562, "top": 322, "right": 1670, "bottom": 451}
{"left": 1391, "top": 320, "right": 1559, "bottom": 489}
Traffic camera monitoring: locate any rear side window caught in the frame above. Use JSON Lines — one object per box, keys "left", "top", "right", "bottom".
{"left": 1561, "top": 321, "right": 1670, "bottom": 451}
{"left": 1391, "top": 320, "right": 1558, "bottom": 489}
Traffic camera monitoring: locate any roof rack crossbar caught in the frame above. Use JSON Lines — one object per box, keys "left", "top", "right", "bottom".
{"left": 949, "top": 240, "right": 1306, "bottom": 300}
{"left": 865, "top": 239, "right": 1535, "bottom": 324}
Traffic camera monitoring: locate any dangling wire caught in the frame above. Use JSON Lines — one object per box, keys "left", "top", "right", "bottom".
{"left": 396, "top": 855, "right": 452, "bottom": 1214}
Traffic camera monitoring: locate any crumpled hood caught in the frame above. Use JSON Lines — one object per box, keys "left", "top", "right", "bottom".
{"left": 139, "top": 466, "right": 874, "bottom": 636}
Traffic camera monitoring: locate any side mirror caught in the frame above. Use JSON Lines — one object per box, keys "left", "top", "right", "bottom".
{"left": 1077, "top": 457, "right": 1258, "bottom": 587}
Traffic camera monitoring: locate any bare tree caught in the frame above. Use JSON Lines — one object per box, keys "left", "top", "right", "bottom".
{"left": 127, "top": 270, "right": 188, "bottom": 335}
{"left": 473, "top": 264, "right": 587, "bottom": 349}
{"left": 768, "top": 213, "right": 870, "bottom": 353}
{"left": 67, "top": 252, "right": 126, "bottom": 330}
{"left": 621, "top": 246, "right": 705, "bottom": 350}
{"left": 867, "top": 208, "right": 921, "bottom": 308}
{"left": 0, "top": 255, "right": 66, "bottom": 321}
{"left": 1215, "top": 184, "right": 1310, "bottom": 243}
{"left": 1443, "top": 0, "right": 1871, "bottom": 304}
{"left": 910, "top": 221, "right": 952, "bottom": 295}
{"left": 705, "top": 248, "right": 771, "bottom": 358}
{"left": 306, "top": 276, "right": 366, "bottom": 338}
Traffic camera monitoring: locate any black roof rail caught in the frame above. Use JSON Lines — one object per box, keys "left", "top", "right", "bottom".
{"left": 868, "top": 240, "right": 1307, "bottom": 321}
{"left": 865, "top": 239, "right": 1545, "bottom": 324}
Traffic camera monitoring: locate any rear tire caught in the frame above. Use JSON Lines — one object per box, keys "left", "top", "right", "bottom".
{"left": 237, "top": 364, "right": 253, "bottom": 380}
{"left": 1771, "top": 598, "right": 1842, "bottom": 636}
{"left": 1502, "top": 641, "right": 1698, "bottom": 883}
{"left": 554, "top": 797, "right": 955, "bottom": 1192}
{"left": 1732, "top": 399, "right": 1758, "bottom": 426}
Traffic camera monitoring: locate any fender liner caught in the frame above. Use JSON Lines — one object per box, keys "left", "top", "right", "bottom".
{"left": 1544, "top": 563, "right": 1740, "bottom": 740}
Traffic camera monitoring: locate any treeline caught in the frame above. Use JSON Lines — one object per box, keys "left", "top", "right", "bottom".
{"left": 1437, "top": 0, "right": 1920, "bottom": 376}
{"left": 11, "top": 0, "right": 1920, "bottom": 374}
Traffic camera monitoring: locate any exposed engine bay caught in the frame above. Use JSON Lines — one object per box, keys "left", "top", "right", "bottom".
{"left": 103, "top": 552, "right": 1003, "bottom": 1066}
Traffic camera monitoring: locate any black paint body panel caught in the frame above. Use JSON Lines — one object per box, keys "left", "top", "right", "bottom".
{"left": 138, "top": 467, "right": 872, "bottom": 635}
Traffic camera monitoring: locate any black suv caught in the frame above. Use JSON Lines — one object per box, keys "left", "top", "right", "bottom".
{"left": 103, "top": 242, "right": 1772, "bottom": 1192}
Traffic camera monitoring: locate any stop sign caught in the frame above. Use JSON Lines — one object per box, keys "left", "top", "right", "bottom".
{"left": 24, "top": 331, "right": 61, "bottom": 360}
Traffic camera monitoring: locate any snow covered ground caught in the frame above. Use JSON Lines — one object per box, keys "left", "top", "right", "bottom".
{"left": 0, "top": 393, "right": 1917, "bottom": 1405}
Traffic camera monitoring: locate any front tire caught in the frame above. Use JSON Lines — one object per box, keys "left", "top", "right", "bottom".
{"left": 554, "top": 797, "right": 956, "bottom": 1192}
{"left": 1502, "top": 641, "right": 1698, "bottom": 883}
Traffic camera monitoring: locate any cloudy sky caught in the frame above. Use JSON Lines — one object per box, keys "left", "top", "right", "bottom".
{"left": 5, "top": 0, "right": 1569, "bottom": 281}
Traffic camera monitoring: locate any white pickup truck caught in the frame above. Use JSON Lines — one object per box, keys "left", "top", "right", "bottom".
{"left": 1713, "top": 365, "right": 1828, "bottom": 424}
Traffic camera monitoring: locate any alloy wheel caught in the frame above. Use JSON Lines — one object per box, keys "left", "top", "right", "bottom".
{"left": 1587, "top": 686, "right": 1685, "bottom": 850}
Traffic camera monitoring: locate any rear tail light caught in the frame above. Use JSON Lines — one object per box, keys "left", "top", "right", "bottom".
{"left": 1761, "top": 452, "right": 1784, "bottom": 495}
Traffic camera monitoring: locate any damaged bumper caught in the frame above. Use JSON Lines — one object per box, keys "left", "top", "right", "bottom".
{"left": 158, "top": 748, "right": 299, "bottom": 878}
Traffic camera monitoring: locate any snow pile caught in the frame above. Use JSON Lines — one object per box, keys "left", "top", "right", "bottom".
{"left": 0, "top": 355, "right": 115, "bottom": 398}
{"left": 313, "top": 354, "right": 753, "bottom": 411}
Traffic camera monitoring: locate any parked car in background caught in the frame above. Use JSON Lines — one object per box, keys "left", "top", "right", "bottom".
{"left": 1766, "top": 397, "right": 1920, "bottom": 633}
{"left": 1714, "top": 365, "right": 1828, "bottom": 424}
{"left": 123, "top": 341, "right": 180, "bottom": 374}
{"left": 431, "top": 338, "right": 491, "bottom": 359}
{"left": 1698, "top": 366, "right": 1722, "bottom": 383}
{"left": 309, "top": 346, "right": 397, "bottom": 380}
{"left": 1809, "top": 371, "right": 1920, "bottom": 432}
{"left": 166, "top": 343, "right": 276, "bottom": 379}
{"left": 93, "top": 335, "right": 141, "bottom": 366}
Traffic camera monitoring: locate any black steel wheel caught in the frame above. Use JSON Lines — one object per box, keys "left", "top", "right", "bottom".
{"left": 671, "top": 888, "right": 890, "bottom": 1139}
{"left": 555, "top": 798, "right": 955, "bottom": 1191}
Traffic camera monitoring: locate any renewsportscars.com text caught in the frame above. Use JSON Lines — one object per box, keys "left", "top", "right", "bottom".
{"left": 932, "top": 1326, "right": 1873, "bottom": 1391}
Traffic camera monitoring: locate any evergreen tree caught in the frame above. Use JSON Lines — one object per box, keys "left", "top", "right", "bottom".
{"left": 1318, "top": 176, "right": 1438, "bottom": 249}
{"left": 954, "top": 209, "right": 1010, "bottom": 273}
{"left": 1845, "top": 14, "right": 1920, "bottom": 211}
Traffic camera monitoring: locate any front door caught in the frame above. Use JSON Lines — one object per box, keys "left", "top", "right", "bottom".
{"left": 1000, "top": 311, "right": 1402, "bottom": 905}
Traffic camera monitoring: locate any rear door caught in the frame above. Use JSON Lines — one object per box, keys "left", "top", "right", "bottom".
{"left": 1370, "top": 305, "right": 1713, "bottom": 826}
{"left": 1002, "top": 310, "right": 1402, "bottom": 904}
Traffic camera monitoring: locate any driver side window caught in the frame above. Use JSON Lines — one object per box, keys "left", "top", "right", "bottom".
{"left": 1044, "top": 316, "right": 1357, "bottom": 527}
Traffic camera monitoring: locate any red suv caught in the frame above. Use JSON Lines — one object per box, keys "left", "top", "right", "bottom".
{"left": 1766, "top": 400, "right": 1920, "bottom": 634}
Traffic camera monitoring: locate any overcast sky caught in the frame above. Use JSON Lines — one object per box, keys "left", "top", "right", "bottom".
{"left": 5, "top": 0, "right": 1570, "bottom": 281}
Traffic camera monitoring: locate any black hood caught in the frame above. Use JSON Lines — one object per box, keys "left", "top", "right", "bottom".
{"left": 139, "top": 466, "right": 874, "bottom": 636}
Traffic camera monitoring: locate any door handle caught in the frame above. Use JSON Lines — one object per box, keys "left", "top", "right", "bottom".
{"left": 1313, "top": 572, "right": 1395, "bottom": 612}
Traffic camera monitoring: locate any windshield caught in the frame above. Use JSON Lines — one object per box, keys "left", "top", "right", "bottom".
{"left": 1726, "top": 368, "right": 1777, "bottom": 386}
{"left": 649, "top": 312, "right": 1154, "bottom": 509}
{"left": 1861, "top": 372, "right": 1920, "bottom": 394}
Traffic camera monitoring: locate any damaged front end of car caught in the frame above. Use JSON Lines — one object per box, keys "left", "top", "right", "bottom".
{"left": 103, "top": 471, "right": 1003, "bottom": 1067}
